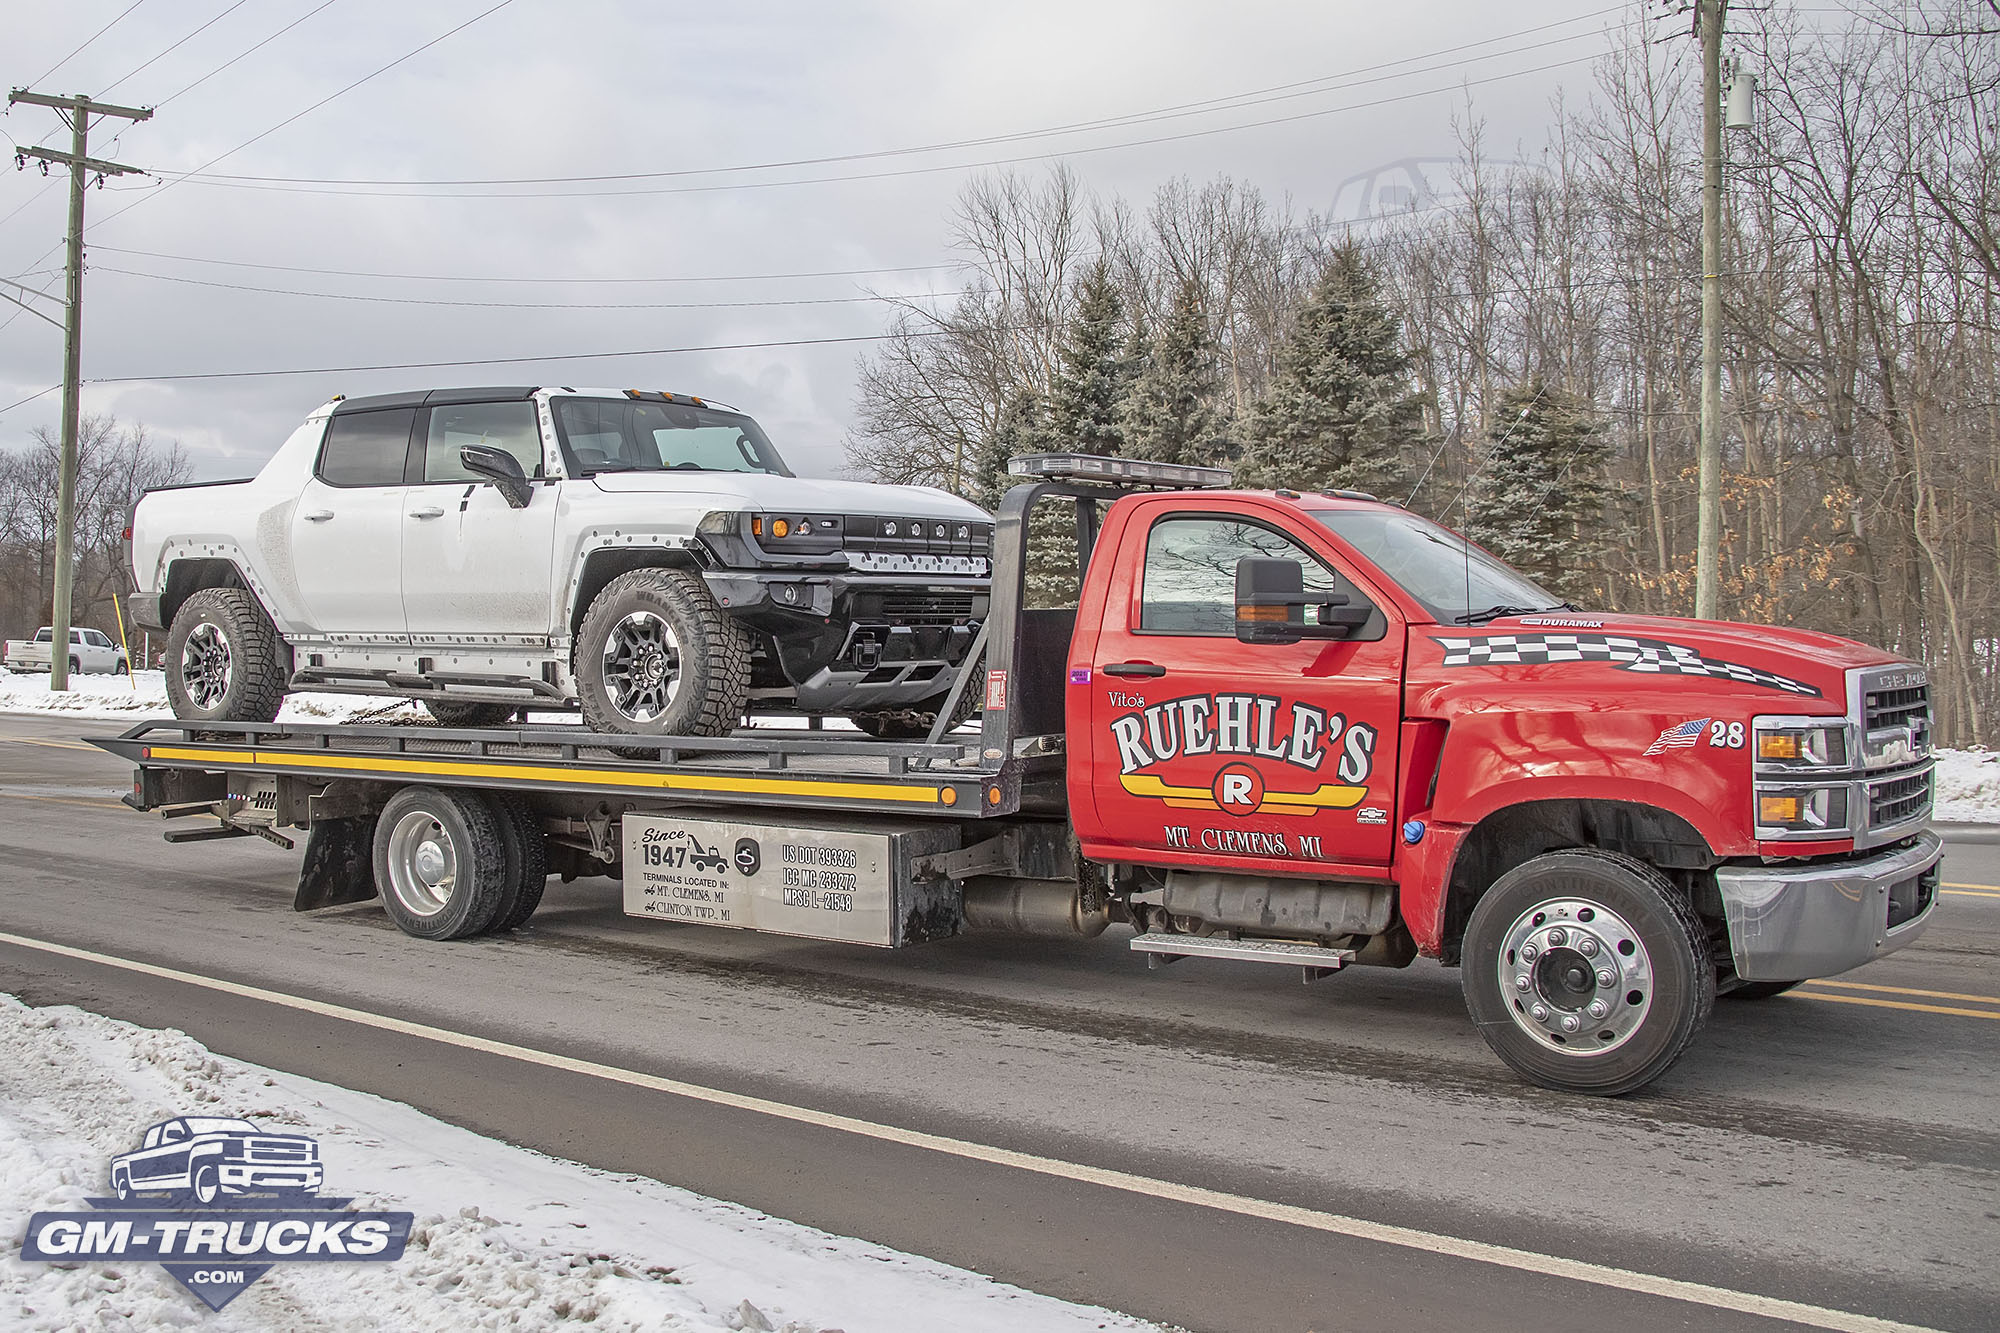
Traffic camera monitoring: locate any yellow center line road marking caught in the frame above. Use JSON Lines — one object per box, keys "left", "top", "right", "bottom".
{"left": 1804, "top": 979, "right": 2000, "bottom": 1007}
{"left": 0, "top": 931, "right": 1942, "bottom": 1333}
{"left": 0, "top": 735, "right": 99, "bottom": 750}
{"left": 1794, "top": 990, "right": 2000, "bottom": 1021}
{"left": 1942, "top": 889, "right": 2000, "bottom": 901}
{"left": 0, "top": 790, "right": 128, "bottom": 811}
{"left": 1943, "top": 882, "right": 2000, "bottom": 892}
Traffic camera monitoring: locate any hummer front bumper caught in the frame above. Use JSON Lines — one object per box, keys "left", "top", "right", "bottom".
{"left": 1715, "top": 829, "right": 1942, "bottom": 981}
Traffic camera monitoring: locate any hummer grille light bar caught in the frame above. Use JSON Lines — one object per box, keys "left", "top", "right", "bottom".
{"left": 1006, "top": 452, "right": 1234, "bottom": 489}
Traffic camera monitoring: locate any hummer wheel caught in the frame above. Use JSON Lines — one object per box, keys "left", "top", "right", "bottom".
{"left": 575, "top": 568, "right": 749, "bottom": 741}
{"left": 163, "top": 587, "right": 286, "bottom": 723}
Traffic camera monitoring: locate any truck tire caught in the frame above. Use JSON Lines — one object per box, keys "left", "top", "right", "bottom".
{"left": 575, "top": 568, "right": 749, "bottom": 740}
{"left": 164, "top": 587, "right": 286, "bottom": 724}
{"left": 487, "top": 791, "right": 549, "bottom": 932}
{"left": 68, "top": 656, "right": 79, "bottom": 676}
{"left": 1721, "top": 979, "right": 1805, "bottom": 1000}
{"left": 192, "top": 1163, "right": 222, "bottom": 1205}
{"left": 371, "top": 785, "right": 510, "bottom": 941}
{"left": 423, "top": 699, "right": 519, "bottom": 729}
{"left": 1462, "top": 849, "right": 1715, "bottom": 1096}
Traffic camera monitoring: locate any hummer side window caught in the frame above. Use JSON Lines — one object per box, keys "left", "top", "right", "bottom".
{"left": 1139, "top": 514, "right": 1373, "bottom": 637}
{"left": 421, "top": 401, "right": 544, "bottom": 483}
{"left": 317, "top": 408, "right": 416, "bottom": 487}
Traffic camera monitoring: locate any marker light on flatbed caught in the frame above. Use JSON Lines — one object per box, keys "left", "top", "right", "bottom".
{"left": 1006, "top": 453, "right": 1233, "bottom": 489}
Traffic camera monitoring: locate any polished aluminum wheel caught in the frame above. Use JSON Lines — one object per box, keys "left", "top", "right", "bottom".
{"left": 1497, "top": 896, "right": 1654, "bottom": 1054}
{"left": 179, "top": 622, "right": 233, "bottom": 710}
{"left": 383, "top": 810, "right": 458, "bottom": 918}
{"left": 601, "top": 610, "right": 681, "bottom": 722}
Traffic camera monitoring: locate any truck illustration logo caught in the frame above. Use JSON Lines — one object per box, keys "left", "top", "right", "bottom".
{"left": 110, "top": 1116, "right": 324, "bottom": 1205}
{"left": 686, "top": 835, "right": 730, "bottom": 873}
{"left": 19, "top": 1115, "right": 413, "bottom": 1312}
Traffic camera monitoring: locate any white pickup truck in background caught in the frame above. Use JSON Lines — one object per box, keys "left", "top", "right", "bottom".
{"left": 1, "top": 625, "right": 128, "bottom": 675}
{"left": 128, "top": 386, "right": 993, "bottom": 737}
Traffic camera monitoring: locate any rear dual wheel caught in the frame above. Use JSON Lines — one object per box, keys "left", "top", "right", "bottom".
{"left": 372, "top": 786, "right": 550, "bottom": 940}
{"left": 1462, "top": 849, "right": 1714, "bottom": 1097}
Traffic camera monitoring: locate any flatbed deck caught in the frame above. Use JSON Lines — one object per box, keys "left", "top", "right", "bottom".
{"left": 90, "top": 717, "right": 1056, "bottom": 819}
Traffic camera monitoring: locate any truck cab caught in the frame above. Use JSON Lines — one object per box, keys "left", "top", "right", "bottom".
{"left": 1044, "top": 459, "right": 1936, "bottom": 1092}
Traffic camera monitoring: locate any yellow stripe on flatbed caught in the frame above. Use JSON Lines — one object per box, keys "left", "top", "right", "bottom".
{"left": 142, "top": 745, "right": 945, "bottom": 806}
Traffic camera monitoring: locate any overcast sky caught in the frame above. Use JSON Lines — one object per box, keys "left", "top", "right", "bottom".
{"left": 1, "top": 0, "right": 1635, "bottom": 481}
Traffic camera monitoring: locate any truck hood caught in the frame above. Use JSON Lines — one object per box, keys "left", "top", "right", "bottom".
{"left": 1419, "top": 611, "right": 1908, "bottom": 709}
{"left": 586, "top": 471, "right": 989, "bottom": 520}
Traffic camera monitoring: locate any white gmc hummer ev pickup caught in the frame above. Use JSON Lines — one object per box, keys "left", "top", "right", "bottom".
{"left": 128, "top": 387, "right": 992, "bottom": 738}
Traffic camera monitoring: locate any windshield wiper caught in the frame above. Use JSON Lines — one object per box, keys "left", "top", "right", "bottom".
{"left": 1451, "top": 603, "right": 1548, "bottom": 625}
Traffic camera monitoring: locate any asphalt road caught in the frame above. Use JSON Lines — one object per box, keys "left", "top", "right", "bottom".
{"left": 3, "top": 711, "right": 1997, "bottom": 1332}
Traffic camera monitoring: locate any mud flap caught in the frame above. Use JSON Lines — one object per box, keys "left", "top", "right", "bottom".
{"left": 293, "top": 816, "right": 379, "bottom": 912}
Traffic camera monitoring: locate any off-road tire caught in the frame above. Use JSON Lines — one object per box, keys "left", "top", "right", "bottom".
{"left": 371, "top": 785, "right": 510, "bottom": 941}
{"left": 163, "top": 587, "right": 286, "bottom": 724}
{"left": 423, "top": 699, "right": 520, "bottom": 729}
{"left": 1720, "top": 978, "right": 1805, "bottom": 1000}
{"left": 1462, "top": 848, "right": 1715, "bottom": 1096}
{"left": 575, "top": 568, "right": 750, "bottom": 741}
{"left": 486, "top": 790, "right": 550, "bottom": 932}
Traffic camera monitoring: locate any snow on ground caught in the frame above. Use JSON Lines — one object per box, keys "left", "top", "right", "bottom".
{"left": 0, "top": 992, "right": 1158, "bottom": 1332}
{"left": 1934, "top": 747, "right": 2000, "bottom": 824}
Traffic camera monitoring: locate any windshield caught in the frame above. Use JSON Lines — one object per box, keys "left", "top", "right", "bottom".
{"left": 1311, "top": 507, "right": 1568, "bottom": 624}
{"left": 181, "top": 1117, "right": 259, "bottom": 1135}
{"left": 553, "top": 398, "right": 788, "bottom": 476}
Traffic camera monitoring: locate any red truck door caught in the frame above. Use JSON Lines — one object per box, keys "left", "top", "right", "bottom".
{"left": 1075, "top": 501, "right": 1403, "bottom": 872}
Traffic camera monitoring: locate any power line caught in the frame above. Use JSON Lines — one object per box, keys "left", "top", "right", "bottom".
{"left": 87, "top": 328, "right": 958, "bottom": 384}
{"left": 131, "top": 51, "right": 1606, "bottom": 203}
{"left": 0, "top": 383, "right": 61, "bottom": 419}
{"left": 89, "top": 244, "right": 956, "bottom": 285}
{"left": 24, "top": 0, "right": 151, "bottom": 89}
{"left": 85, "top": 0, "right": 514, "bottom": 233}
{"left": 152, "top": 0, "right": 344, "bottom": 109}
{"left": 94, "top": 264, "right": 954, "bottom": 310}
{"left": 173, "top": 8, "right": 1626, "bottom": 189}
{"left": 97, "top": 0, "right": 254, "bottom": 99}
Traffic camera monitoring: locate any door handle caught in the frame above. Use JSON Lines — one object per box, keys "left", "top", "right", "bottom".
{"left": 303, "top": 510, "right": 334, "bottom": 522}
{"left": 1102, "top": 662, "right": 1166, "bottom": 678}
{"left": 408, "top": 506, "right": 446, "bottom": 520}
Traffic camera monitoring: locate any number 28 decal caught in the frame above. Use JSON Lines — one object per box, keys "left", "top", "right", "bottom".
{"left": 1710, "top": 720, "right": 1745, "bottom": 749}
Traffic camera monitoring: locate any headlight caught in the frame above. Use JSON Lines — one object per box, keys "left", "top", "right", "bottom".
{"left": 1755, "top": 784, "right": 1848, "bottom": 834}
{"left": 1752, "top": 721, "right": 1848, "bottom": 769}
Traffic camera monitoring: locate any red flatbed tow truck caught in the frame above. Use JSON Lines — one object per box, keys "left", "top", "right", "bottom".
{"left": 97, "top": 454, "right": 1940, "bottom": 1094}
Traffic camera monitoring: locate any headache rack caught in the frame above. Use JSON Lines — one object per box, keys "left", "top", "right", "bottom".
{"left": 93, "top": 467, "right": 1133, "bottom": 828}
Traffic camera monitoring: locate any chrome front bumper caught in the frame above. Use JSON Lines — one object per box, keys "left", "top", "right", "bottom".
{"left": 1715, "top": 830, "right": 1943, "bottom": 982}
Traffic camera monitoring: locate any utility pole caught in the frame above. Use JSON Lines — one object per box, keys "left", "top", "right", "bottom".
{"left": 9, "top": 89, "right": 150, "bottom": 691}
{"left": 1694, "top": 1, "right": 1724, "bottom": 621}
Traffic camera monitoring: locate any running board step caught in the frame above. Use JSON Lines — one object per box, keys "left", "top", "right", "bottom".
{"left": 1129, "top": 931, "right": 1355, "bottom": 983}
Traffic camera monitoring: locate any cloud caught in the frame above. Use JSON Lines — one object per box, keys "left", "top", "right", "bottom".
{"left": 1, "top": 0, "right": 1596, "bottom": 480}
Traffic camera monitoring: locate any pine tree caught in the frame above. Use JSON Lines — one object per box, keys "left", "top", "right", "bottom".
{"left": 971, "top": 388, "right": 1046, "bottom": 512}
{"left": 1120, "top": 278, "right": 1226, "bottom": 468}
{"left": 1044, "top": 259, "right": 1129, "bottom": 457}
{"left": 1241, "top": 245, "right": 1423, "bottom": 497}
{"left": 1462, "top": 379, "right": 1611, "bottom": 603}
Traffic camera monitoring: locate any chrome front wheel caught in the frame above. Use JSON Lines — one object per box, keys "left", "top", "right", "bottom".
{"left": 383, "top": 810, "right": 459, "bottom": 919}
{"left": 1495, "top": 897, "right": 1654, "bottom": 1054}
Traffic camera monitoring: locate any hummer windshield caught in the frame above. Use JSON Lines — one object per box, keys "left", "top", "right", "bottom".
{"left": 1311, "top": 506, "right": 1571, "bottom": 625}
{"left": 553, "top": 398, "right": 789, "bottom": 477}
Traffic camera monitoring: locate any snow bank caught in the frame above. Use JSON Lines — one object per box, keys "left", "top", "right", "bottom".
{"left": 1935, "top": 748, "right": 2000, "bottom": 824}
{"left": 0, "top": 993, "right": 1156, "bottom": 1332}
{"left": 0, "top": 669, "right": 423, "bottom": 724}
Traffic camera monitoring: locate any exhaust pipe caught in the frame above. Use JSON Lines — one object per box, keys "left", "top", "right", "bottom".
{"left": 960, "top": 877, "right": 1110, "bottom": 938}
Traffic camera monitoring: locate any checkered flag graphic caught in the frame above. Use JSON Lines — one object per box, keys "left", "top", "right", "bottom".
{"left": 1429, "top": 633, "right": 1822, "bottom": 697}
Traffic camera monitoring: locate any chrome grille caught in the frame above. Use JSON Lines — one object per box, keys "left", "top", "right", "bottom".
{"left": 1864, "top": 683, "right": 1929, "bottom": 735}
{"left": 1868, "top": 770, "right": 1931, "bottom": 829}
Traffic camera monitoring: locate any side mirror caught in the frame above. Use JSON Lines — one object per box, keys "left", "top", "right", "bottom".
{"left": 1234, "top": 557, "right": 1372, "bottom": 644}
{"left": 460, "top": 444, "right": 532, "bottom": 509}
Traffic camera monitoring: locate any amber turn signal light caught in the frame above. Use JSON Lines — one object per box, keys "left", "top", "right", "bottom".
{"left": 1759, "top": 794, "right": 1801, "bottom": 824}
{"left": 1757, "top": 734, "right": 1799, "bottom": 761}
